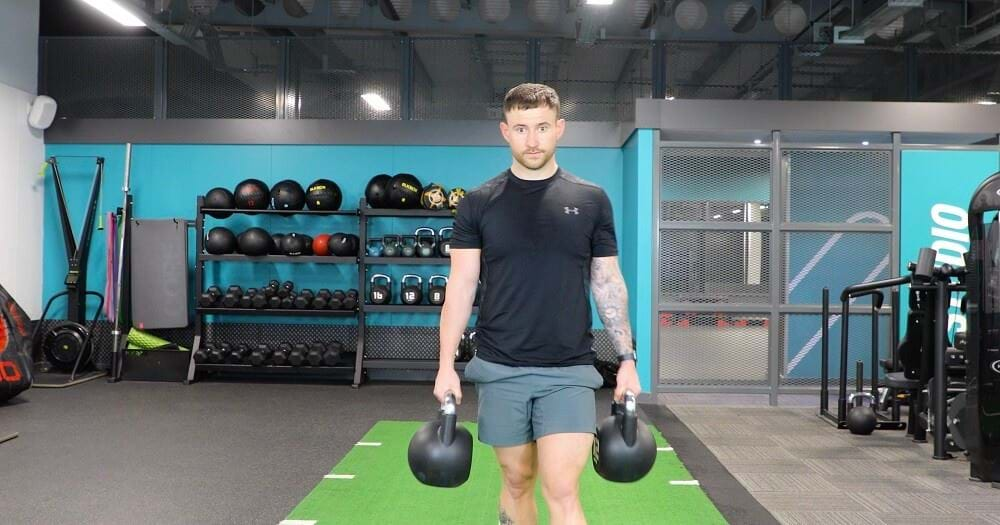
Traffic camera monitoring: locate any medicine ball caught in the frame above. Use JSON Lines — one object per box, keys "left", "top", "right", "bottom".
{"left": 282, "top": 233, "right": 308, "bottom": 256}
{"left": 238, "top": 227, "right": 273, "bottom": 256}
{"left": 205, "top": 227, "right": 237, "bottom": 254}
{"left": 328, "top": 233, "right": 355, "bottom": 257}
{"left": 270, "top": 233, "right": 286, "bottom": 255}
{"left": 204, "top": 187, "right": 235, "bottom": 218}
{"left": 365, "top": 174, "right": 392, "bottom": 209}
{"left": 420, "top": 183, "right": 448, "bottom": 210}
{"left": 389, "top": 173, "right": 422, "bottom": 209}
{"left": 234, "top": 179, "right": 270, "bottom": 211}
{"left": 270, "top": 179, "right": 306, "bottom": 212}
{"left": 312, "top": 233, "right": 331, "bottom": 256}
{"left": 306, "top": 179, "right": 343, "bottom": 211}
{"left": 300, "top": 234, "right": 314, "bottom": 255}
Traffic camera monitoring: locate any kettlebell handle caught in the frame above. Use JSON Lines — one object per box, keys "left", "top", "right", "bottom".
{"left": 621, "top": 391, "right": 638, "bottom": 448}
{"left": 441, "top": 391, "right": 457, "bottom": 446}
{"left": 401, "top": 274, "right": 423, "bottom": 285}
{"left": 429, "top": 275, "right": 448, "bottom": 286}
{"left": 383, "top": 234, "right": 401, "bottom": 244}
{"left": 414, "top": 227, "right": 436, "bottom": 239}
{"left": 438, "top": 227, "right": 453, "bottom": 239}
{"left": 371, "top": 273, "right": 392, "bottom": 285}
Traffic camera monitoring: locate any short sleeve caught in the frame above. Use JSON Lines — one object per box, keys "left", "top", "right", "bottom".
{"left": 591, "top": 190, "right": 618, "bottom": 257}
{"left": 450, "top": 192, "right": 482, "bottom": 249}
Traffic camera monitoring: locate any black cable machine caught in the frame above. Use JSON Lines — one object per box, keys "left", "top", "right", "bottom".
{"left": 31, "top": 156, "right": 107, "bottom": 385}
{"left": 964, "top": 172, "right": 1000, "bottom": 488}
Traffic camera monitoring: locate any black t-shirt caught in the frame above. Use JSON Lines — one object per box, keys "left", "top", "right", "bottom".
{"left": 451, "top": 167, "right": 618, "bottom": 367}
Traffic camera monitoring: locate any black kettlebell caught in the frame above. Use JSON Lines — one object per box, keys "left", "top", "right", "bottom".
{"left": 370, "top": 274, "right": 392, "bottom": 305}
{"left": 400, "top": 235, "right": 417, "bottom": 257}
{"left": 847, "top": 393, "right": 878, "bottom": 435}
{"left": 415, "top": 227, "right": 437, "bottom": 258}
{"left": 401, "top": 274, "right": 423, "bottom": 305}
{"left": 381, "top": 235, "right": 401, "bottom": 258}
{"left": 438, "top": 227, "right": 453, "bottom": 257}
{"left": 428, "top": 275, "right": 447, "bottom": 306}
{"left": 593, "top": 392, "right": 656, "bottom": 483}
{"left": 847, "top": 361, "right": 877, "bottom": 435}
{"left": 407, "top": 392, "right": 473, "bottom": 488}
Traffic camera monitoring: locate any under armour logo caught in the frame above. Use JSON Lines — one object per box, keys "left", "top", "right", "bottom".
{"left": 564, "top": 207, "right": 579, "bottom": 215}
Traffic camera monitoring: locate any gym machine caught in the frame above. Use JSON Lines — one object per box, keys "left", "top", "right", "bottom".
{"left": 963, "top": 172, "right": 1000, "bottom": 487}
{"left": 32, "top": 156, "right": 107, "bottom": 385}
{"left": 820, "top": 246, "right": 969, "bottom": 460}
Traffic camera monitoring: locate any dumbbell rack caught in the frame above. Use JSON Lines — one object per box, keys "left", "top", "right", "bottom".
{"left": 188, "top": 196, "right": 363, "bottom": 385}
{"left": 357, "top": 198, "right": 474, "bottom": 386}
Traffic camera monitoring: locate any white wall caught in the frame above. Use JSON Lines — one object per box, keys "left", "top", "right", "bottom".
{"left": 0, "top": 0, "right": 44, "bottom": 316}
{"left": 0, "top": 0, "right": 40, "bottom": 94}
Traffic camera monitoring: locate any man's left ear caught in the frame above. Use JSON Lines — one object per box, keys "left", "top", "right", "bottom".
{"left": 556, "top": 118, "right": 566, "bottom": 138}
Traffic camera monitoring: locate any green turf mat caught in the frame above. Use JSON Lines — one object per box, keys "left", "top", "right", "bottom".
{"left": 284, "top": 421, "right": 726, "bottom": 524}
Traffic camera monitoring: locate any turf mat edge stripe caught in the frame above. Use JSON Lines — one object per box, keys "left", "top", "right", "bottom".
{"left": 641, "top": 403, "right": 779, "bottom": 525}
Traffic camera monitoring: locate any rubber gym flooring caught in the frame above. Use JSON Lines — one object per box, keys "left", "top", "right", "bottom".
{"left": 2, "top": 381, "right": 994, "bottom": 524}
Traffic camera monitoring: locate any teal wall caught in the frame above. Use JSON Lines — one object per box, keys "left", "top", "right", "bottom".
{"left": 898, "top": 150, "right": 1000, "bottom": 336}
{"left": 42, "top": 143, "right": 626, "bottom": 325}
{"left": 620, "top": 129, "right": 655, "bottom": 390}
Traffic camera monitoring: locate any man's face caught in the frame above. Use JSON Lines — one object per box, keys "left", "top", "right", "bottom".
{"left": 499, "top": 105, "right": 565, "bottom": 170}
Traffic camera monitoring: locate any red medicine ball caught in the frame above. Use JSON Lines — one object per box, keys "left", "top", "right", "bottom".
{"left": 312, "top": 233, "right": 332, "bottom": 256}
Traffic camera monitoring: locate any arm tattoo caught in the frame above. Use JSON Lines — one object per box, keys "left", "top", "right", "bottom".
{"left": 499, "top": 508, "right": 515, "bottom": 524}
{"left": 590, "top": 257, "right": 634, "bottom": 358}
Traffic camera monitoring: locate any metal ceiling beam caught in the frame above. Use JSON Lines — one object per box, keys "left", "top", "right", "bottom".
{"left": 120, "top": 0, "right": 210, "bottom": 58}
{"left": 955, "top": 21, "right": 1000, "bottom": 48}
{"left": 840, "top": 0, "right": 926, "bottom": 40}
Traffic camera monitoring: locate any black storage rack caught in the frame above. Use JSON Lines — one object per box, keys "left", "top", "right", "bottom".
{"left": 188, "top": 197, "right": 471, "bottom": 387}
{"left": 188, "top": 197, "right": 362, "bottom": 385}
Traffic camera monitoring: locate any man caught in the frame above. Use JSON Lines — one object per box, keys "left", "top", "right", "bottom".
{"left": 434, "top": 83, "right": 641, "bottom": 525}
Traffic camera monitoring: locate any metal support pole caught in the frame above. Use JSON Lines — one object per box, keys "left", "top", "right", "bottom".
{"left": 821, "top": 287, "right": 830, "bottom": 414}
{"left": 933, "top": 279, "right": 953, "bottom": 459}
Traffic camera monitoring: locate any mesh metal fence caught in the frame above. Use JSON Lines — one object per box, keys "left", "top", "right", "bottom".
{"left": 781, "top": 232, "right": 892, "bottom": 306}
{"left": 915, "top": 49, "right": 1000, "bottom": 103}
{"left": 783, "top": 149, "right": 892, "bottom": 223}
{"left": 166, "top": 38, "right": 279, "bottom": 118}
{"left": 288, "top": 37, "right": 403, "bottom": 120}
{"left": 540, "top": 39, "right": 652, "bottom": 121}
{"left": 781, "top": 313, "right": 891, "bottom": 388}
{"left": 40, "top": 37, "right": 156, "bottom": 118}
{"left": 659, "top": 230, "right": 771, "bottom": 304}
{"left": 791, "top": 45, "right": 906, "bottom": 101}
{"left": 665, "top": 42, "right": 780, "bottom": 100}
{"left": 660, "top": 148, "right": 772, "bottom": 222}
{"left": 658, "top": 312, "right": 770, "bottom": 386}
{"left": 413, "top": 38, "right": 525, "bottom": 120}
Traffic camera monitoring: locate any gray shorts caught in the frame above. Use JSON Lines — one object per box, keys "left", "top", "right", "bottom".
{"left": 463, "top": 356, "right": 604, "bottom": 447}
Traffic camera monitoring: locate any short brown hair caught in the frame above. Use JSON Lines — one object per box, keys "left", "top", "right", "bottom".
{"left": 502, "top": 83, "right": 560, "bottom": 122}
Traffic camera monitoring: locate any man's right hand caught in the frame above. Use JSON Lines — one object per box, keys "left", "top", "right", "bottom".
{"left": 434, "top": 367, "right": 463, "bottom": 405}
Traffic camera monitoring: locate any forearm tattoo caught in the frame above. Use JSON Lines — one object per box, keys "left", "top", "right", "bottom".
{"left": 499, "top": 508, "right": 514, "bottom": 524}
{"left": 590, "top": 257, "right": 634, "bottom": 358}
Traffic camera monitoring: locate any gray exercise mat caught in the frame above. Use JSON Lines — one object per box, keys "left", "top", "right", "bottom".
{"left": 130, "top": 219, "right": 189, "bottom": 329}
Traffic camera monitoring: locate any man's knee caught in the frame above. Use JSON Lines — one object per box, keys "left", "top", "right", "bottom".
{"left": 500, "top": 462, "right": 536, "bottom": 498}
{"left": 541, "top": 477, "right": 579, "bottom": 507}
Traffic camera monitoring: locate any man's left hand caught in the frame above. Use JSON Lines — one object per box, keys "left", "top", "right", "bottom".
{"left": 614, "top": 361, "right": 642, "bottom": 402}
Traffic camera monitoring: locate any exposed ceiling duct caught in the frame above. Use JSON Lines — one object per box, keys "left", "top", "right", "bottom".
{"left": 527, "top": 0, "right": 561, "bottom": 24}
{"left": 838, "top": 0, "right": 925, "bottom": 41}
{"left": 332, "top": 0, "right": 363, "bottom": 18}
{"left": 479, "top": 0, "right": 512, "bottom": 24}
{"left": 429, "top": 0, "right": 461, "bottom": 22}
{"left": 628, "top": 0, "right": 657, "bottom": 30}
{"left": 674, "top": 0, "right": 708, "bottom": 31}
{"left": 283, "top": 0, "right": 316, "bottom": 18}
{"left": 724, "top": 1, "right": 757, "bottom": 33}
{"left": 773, "top": 2, "right": 807, "bottom": 36}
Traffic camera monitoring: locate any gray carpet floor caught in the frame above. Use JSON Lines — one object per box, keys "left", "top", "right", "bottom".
{"left": 667, "top": 403, "right": 1000, "bottom": 525}
{"left": 5, "top": 380, "right": 995, "bottom": 525}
